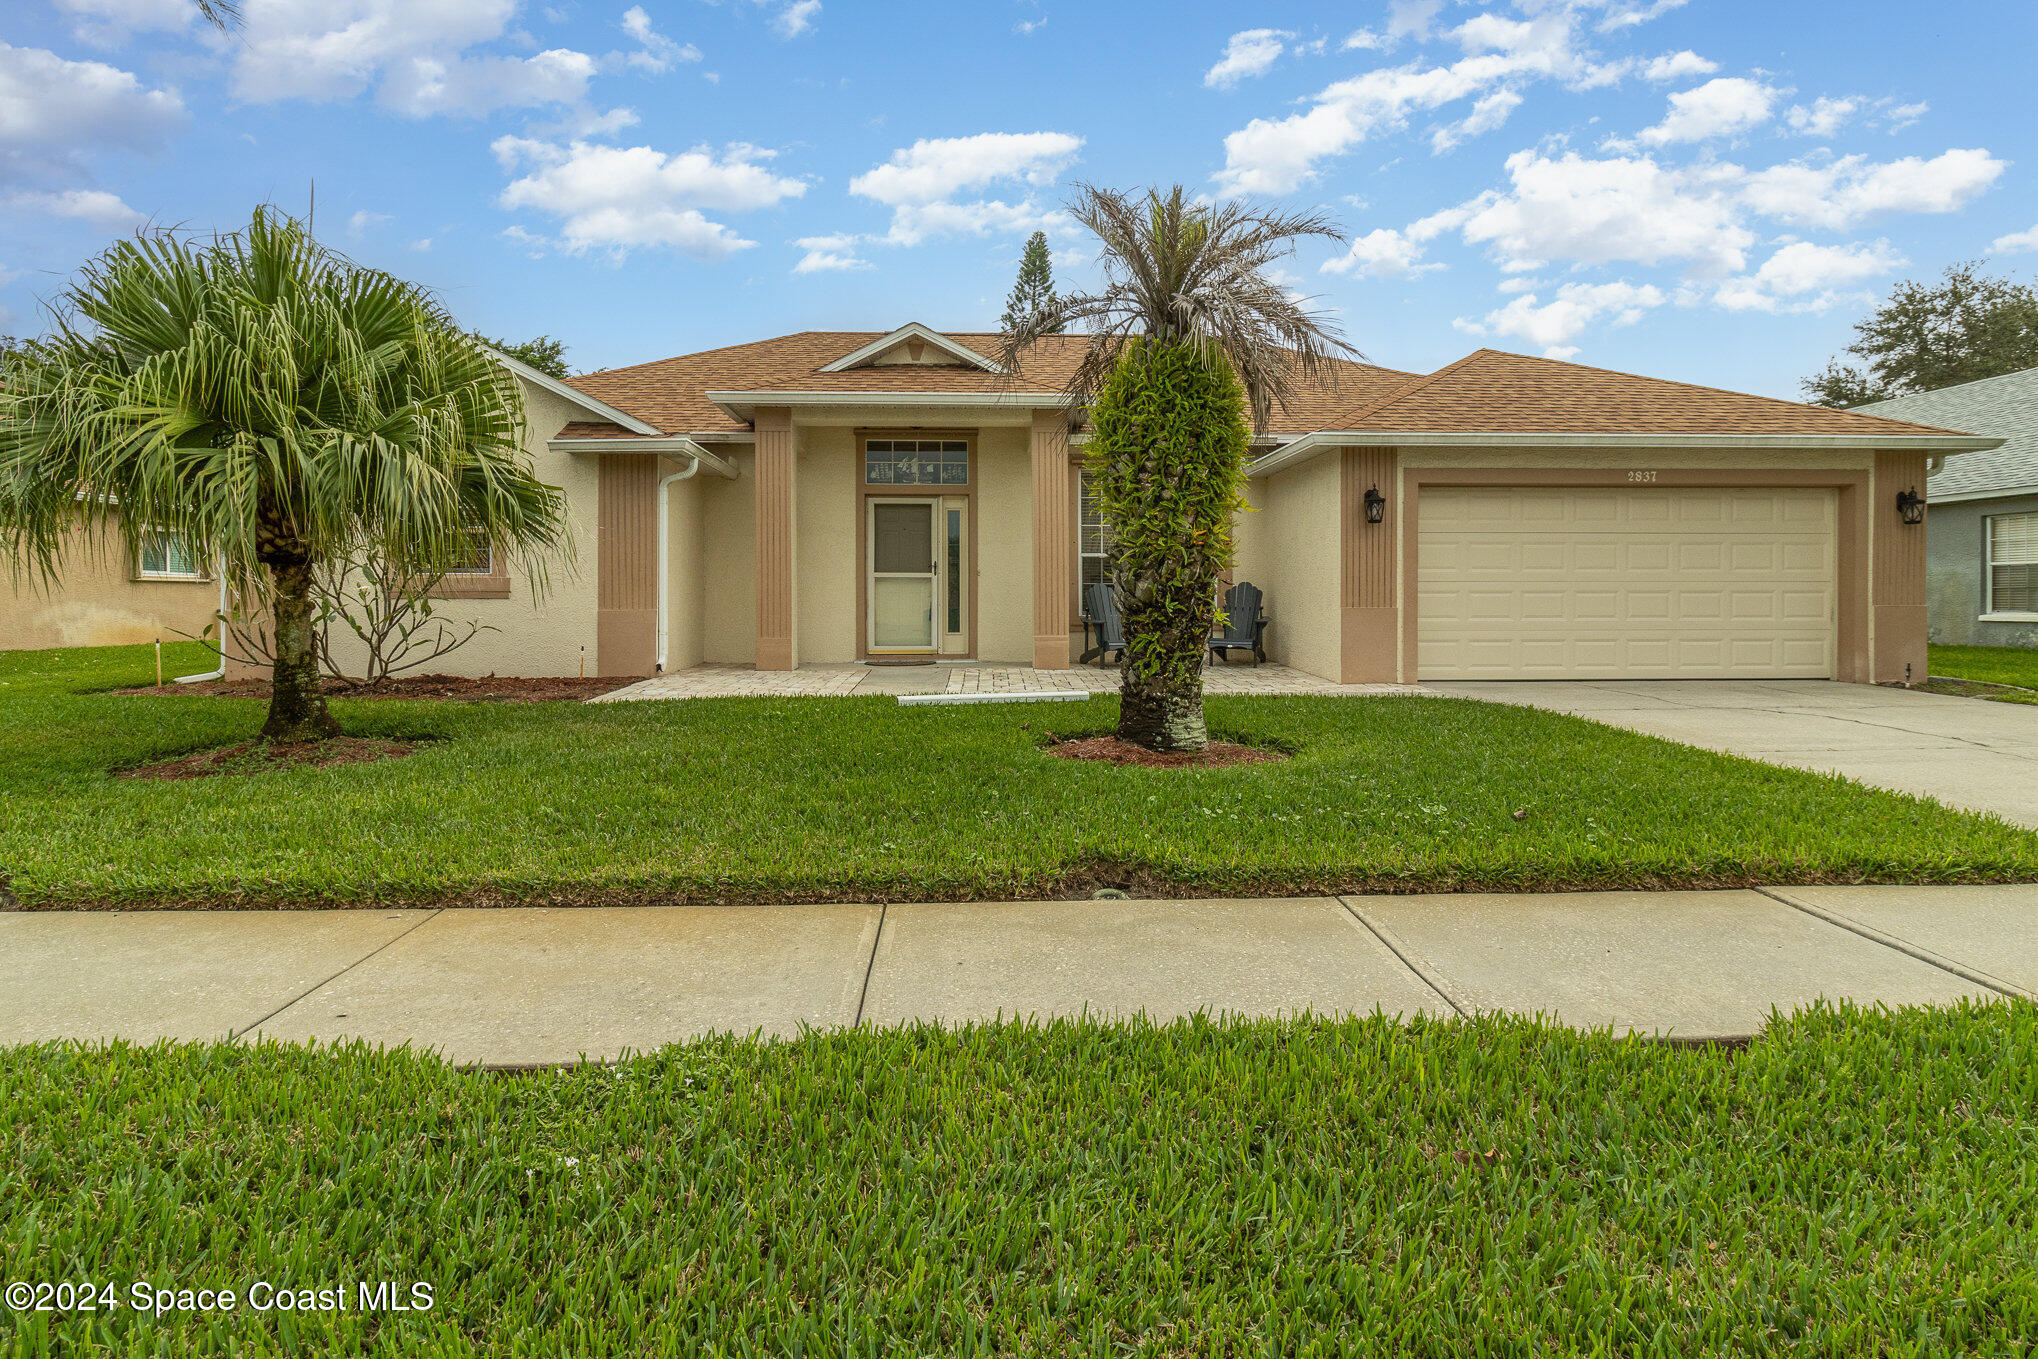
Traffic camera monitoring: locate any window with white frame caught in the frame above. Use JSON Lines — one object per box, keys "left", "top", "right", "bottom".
{"left": 1078, "top": 468, "right": 1113, "bottom": 594}
{"left": 137, "top": 530, "right": 202, "bottom": 580}
{"left": 1987, "top": 512, "right": 2038, "bottom": 616}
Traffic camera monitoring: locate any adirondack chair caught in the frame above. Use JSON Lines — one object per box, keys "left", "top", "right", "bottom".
{"left": 1080, "top": 583, "right": 1126, "bottom": 666}
{"left": 1209, "top": 581, "right": 1269, "bottom": 666}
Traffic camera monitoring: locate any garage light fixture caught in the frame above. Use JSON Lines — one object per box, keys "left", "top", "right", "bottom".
{"left": 1896, "top": 488, "right": 1925, "bottom": 526}
{"left": 1363, "top": 486, "right": 1387, "bottom": 525}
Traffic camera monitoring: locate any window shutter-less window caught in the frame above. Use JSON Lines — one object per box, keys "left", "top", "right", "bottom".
{"left": 1991, "top": 512, "right": 2038, "bottom": 613}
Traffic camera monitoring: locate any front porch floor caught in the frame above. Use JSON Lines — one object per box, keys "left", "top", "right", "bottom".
{"left": 592, "top": 662, "right": 1419, "bottom": 702}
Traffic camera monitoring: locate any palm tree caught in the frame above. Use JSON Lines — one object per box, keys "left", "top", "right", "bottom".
{"left": 1000, "top": 185, "right": 1355, "bottom": 752}
{"left": 0, "top": 209, "right": 568, "bottom": 742}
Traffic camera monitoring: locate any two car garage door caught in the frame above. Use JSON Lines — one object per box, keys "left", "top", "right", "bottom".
{"left": 1417, "top": 485, "right": 1838, "bottom": 681}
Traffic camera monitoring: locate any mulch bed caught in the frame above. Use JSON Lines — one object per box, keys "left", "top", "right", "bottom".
{"left": 119, "top": 738, "right": 419, "bottom": 781}
{"left": 118, "top": 674, "right": 632, "bottom": 703}
{"left": 1045, "top": 734, "right": 1288, "bottom": 769}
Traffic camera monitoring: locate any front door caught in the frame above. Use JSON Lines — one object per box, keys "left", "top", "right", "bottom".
{"left": 869, "top": 499, "right": 938, "bottom": 653}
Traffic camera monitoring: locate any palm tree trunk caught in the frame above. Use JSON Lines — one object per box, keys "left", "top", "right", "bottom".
{"left": 256, "top": 506, "right": 338, "bottom": 743}
{"left": 1115, "top": 570, "right": 1213, "bottom": 752}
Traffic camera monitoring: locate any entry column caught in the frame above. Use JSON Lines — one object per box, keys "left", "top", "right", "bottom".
{"left": 755, "top": 406, "right": 797, "bottom": 671}
{"left": 1030, "top": 407, "right": 1072, "bottom": 670}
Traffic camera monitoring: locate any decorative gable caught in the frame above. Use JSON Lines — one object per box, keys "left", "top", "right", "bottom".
{"left": 817, "top": 322, "right": 1005, "bottom": 375}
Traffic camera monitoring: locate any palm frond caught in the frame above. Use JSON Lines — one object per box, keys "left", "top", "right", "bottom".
{"left": 997, "top": 184, "right": 1357, "bottom": 433}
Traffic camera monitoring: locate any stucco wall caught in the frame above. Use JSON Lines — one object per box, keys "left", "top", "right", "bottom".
{"left": 1927, "top": 493, "right": 2038, "bottom": 649}
{"left": 319, "top": 382, "right": 602, "bottom": 679}
{"left": 976, "top": 425, "right": 1035, "bottom": 664}
{"left": 796, "top": 427, "right": 859, "bottom": 663}
{"left": 1247, "top": 453, "right": 1341, "bottom": 680}
{"left": 1, "top": 524, "right": 221, "bottom": 652}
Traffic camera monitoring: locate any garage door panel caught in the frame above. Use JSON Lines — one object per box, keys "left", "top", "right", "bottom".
{"left": 1418, "top": 486, "right": 1837, "bottom": 680}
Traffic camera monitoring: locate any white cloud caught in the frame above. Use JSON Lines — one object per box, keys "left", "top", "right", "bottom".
{"left": 1320, "top": 227, "right": 1440, "bottom": 278}
{"left": 1014, "top": 16, "right": 1046, "bottom": 35}
{"left": 1464, "top": 280, "right": 1666, "bottom": 352}
{"left": 0, "top": 44, "right": 186, "bottom": 182}
{"left": 621, "top": 6, "right": 702, "bottom": 73}
{"left": 878, "top": 199, "right": 1070, "bottom": 248}
{"left": 850, "top": 132, "right": 1082, "bottom": 205}
{"left": 1459, "top": 149, "right": 1757, "bottom": 276}
{"left": 55, "top": 0, "right": 197, "bottom": 45}
{"left": 1992, "top": 224, "right": 2038, "bottom": 254}
{"left": 1591, "top": 0, "right": 1687, "bottom": 30}
{"left": 1431, "top": 88, "right": 1522, "bottom": 152}
{"left": 1641, "top": 50, "right": 1716, "bottom": 82}
{"left": 1784, "top": 95, "right": 1862, "bottom": 139}
{"left": 774, "top": 0, "right": 820, "bottom": 38}
{"left": 1713, "top": 239, "right": 1905, "bottom": 312}
{"left": 346, "top": 208, "right": 391, "bottom": 237}
{"left": 1215, "top": 9, "right": 1618, "bottom": 194}
{"left": 226, "top": 0, "right": 597, "bottom": 117}
{"left": 1738, "top": 148, "right": 2006, "bottom": 229}
{"left": 5, "top": 188, "right": 146, "bottom": 229}
{"left": 1205, "top": 29, "right": 1291, "bottom": 89}
{"left": 494, "top": 137, "right": 806, "bottom": 259}
{"left": 791, "top": 233, "right": 869, "bottom": 273}
{"left": 1387, "top": 0, "right": 1442, "bottom": 43}
{"left": 1886, "top": 101, "right": 1929, "bottom": 131}
{"left": 1636, "top": 77, "right": 1781, "bottom": 145}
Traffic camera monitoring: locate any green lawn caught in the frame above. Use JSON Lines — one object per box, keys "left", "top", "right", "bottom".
{"left": 1930, "top": 643, "right": 2038, "bottom": 697}
{"left": 5, "top": 642, "right": 2038, "bottom": 908}
{"left": 5, "top": 1006, "right": 2036, "bottom": 1355}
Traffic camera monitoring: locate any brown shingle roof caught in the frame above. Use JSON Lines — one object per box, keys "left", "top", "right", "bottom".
{"left": 562, "top": 331, "right": 1419, "bottom": 438}
{"left": 1323, "top": 348, "right": 1968, "bottom": 438}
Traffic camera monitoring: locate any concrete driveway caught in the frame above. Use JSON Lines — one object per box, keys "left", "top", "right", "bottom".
{"left": 3, "top": 886, "right": 2028, "bottom": 1065}
{"left": 1427, "top": 680, "right": 2038, "bottom": 827}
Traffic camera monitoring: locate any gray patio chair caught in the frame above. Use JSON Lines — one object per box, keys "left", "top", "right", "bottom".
{"left": 1080, "top": 583, "right": 1126, "bottom": 666}
{"left": 1209, "top": 581, "right": 1269, "bottom": 666}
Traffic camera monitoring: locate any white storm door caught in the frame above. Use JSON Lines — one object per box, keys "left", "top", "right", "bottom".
{"left": 869, "top": 499, "right": 938, "bottom": 653}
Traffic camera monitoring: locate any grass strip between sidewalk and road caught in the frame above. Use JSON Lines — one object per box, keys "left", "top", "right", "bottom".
{"left": 4, "top": 1005, "right": 2036, "bottom": 1355}
{"left": 6, "top": 642, "right": 2038, "bottom": 908}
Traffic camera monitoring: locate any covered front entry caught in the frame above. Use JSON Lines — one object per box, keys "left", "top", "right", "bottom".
{"left": 1416, "top": 485, "right": 1839, "bottom": 680}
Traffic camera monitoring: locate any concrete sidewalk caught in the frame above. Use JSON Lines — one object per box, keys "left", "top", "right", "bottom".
{"left": 3, "top": 886, "right": 2031, "bottom": 1065}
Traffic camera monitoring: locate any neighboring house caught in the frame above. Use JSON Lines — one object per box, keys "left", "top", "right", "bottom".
{"left": 261, "top": 323, "right": 1992, "bottom": 686}
{"left": 2, "top": 518, "right": 222, "bottom": 652}
{"left": 1857, "top": 369, "right": 2038, "bottom": 649}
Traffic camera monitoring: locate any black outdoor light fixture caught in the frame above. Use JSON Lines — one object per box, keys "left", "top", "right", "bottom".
{"left": 1363, "top": 485, "right": 1387, "bottom": 525}
{"left": 1896, "top": 488, "right": 1925, "bottom": 526}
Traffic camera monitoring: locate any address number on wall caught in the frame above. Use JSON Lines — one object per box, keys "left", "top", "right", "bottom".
{"left": 1627, "top": 470, "right": 1658, "bottom": 482}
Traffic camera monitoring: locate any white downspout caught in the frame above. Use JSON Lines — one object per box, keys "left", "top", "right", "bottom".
{"left": 655, "top": 458, "right": 702, "bottom": 672}
{"left": 174, "top": 557, "right": 231, "bottom": 683}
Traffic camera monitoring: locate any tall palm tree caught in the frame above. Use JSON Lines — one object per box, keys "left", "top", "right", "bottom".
{"left": 1001, "top": 185, "right": 1355, "bottom": 752}
{"left": 0, "top": 209, "right": 568, "bottom": 742}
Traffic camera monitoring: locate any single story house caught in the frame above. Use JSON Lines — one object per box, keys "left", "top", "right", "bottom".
{"left": 1855, "top": 368, "right": 2038, "bottom": 649}
{"left": 261, "top": 323, "right": 1994, "bottom": 686}
{"left": 2, "top": 519, "right": 224, "bottom": 653}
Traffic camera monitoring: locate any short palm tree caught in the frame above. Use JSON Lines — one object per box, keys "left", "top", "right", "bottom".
{"left": 0, "top": 209, "right": 568, "bottom": 742}
{"left": 1001, "top": 185, "right": 1355, "bottom": 752}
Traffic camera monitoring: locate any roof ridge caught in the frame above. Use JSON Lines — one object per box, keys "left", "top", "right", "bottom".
{"left": 1321, "top": 349, "right": 1496, "bottom": 429}
{"left": 1859, "top": 365, "right": 2038, "bottom": 408}
{"left": 1472, "top": 347, "right": 1955, "bottom": 434}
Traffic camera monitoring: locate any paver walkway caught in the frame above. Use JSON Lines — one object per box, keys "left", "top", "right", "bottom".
{"left": 1430, "top": 680, "right": 2038, "bottom": 828}
{"left": 595, "top": 662, "right": 1416, "bottom": 701}
{"left": 5, "top": 885, "right": 2029, "bottom": 1065}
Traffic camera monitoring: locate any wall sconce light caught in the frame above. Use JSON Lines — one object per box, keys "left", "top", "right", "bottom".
{"left": 1896, "top": 488, "right": 1925, "bottom": 526}
{"left": 1363, "top": 485, "right": 1387, "bottom": 525}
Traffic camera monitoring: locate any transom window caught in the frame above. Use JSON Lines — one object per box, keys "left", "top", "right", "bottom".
{"left": 137, "top": 530, "right": 202, "bottom": 580}
{"left": 1079, "top": 468, "right": 1113, "bottom": 592}
{"left": 866, "top": 438, "right": 968, "bottom": 486}
{"left": 1987, "top": 511, "right": 2038, "bottom": 616}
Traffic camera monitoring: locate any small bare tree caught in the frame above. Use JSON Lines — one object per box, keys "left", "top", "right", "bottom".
{"left": 212, "top": 543, "right": 495, "bottom": 687}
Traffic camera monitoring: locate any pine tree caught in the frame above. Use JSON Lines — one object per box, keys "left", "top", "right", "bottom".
{"left": 999, "top": 232, "right": 1062, "bottom": 335}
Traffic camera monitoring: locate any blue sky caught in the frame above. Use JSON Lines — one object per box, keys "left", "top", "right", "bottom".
{"left": 3, "top": 0, "right": 2033, "bottom": 398}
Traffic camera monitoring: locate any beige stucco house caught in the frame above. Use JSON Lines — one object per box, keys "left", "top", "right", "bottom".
{"left": 276, "top": 323, "right": 1998, "bottom": 686}
{"left": 3, "top": 519, "right": 223, "bottom": 653}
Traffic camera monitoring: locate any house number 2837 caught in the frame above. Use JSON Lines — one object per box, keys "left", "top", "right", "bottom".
{"left": 1627, "top": 470, "right": 1658, "bottom": 482}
